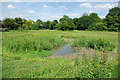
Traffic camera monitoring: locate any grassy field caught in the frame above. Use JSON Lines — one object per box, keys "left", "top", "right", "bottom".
{"left": 2, "top": 30, "right": 118, "bottom": 78}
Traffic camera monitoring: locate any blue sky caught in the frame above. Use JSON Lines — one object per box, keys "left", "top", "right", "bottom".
{"left": 1, "top": 1, "right": 119, "bottom": 21}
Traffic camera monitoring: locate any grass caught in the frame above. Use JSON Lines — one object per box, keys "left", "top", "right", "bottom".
{"left": 2, "top": 30, "right": 118, "bottom": 78}
{"left": 2, "top": 49, "right": 118, "bottom": 78}
{"left": 2, "top": 31, "right": 65, "bottom": 57}
{"left": 70, "top": 38, "right": 116, "bottom": 52}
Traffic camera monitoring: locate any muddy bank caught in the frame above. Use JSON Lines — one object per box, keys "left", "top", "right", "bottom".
{"left": 47, "top": 47, "right": 117, "bottom": 60}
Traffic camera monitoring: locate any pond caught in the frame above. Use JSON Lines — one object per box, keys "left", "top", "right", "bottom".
{"left": 50, "top": 44, "right": 76, "bottom": 55}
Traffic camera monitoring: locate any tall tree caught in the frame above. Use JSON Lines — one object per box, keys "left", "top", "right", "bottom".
{"left": 43, "top": 21, "right": 51, "bottom": 29}
{"left": 57, "top": 15, "right": 75, "bottom": 30}
{"left": 77, "top": 13, "right": 90, "bottom": 30}
{"left": 50, "top": 20, "right": 58, "bottom": 29}
{"left": 105, "top": 7, "right": 120, "bottom": 28}
{"left": 25, "top": 20, "right": 35, "bottom": 29}
{"left": 3, "top": 18, "right": 19, "bottom": 30}
{"left": 73, "top": 18, "right": 78, "bottom": 30}
{"left": 36, "top": 19, "right": 43, "bottom": 29}
{"left": 89, "top": 13, "right": 101, "bottom": 23}
{"left": 15, "top": 17, "right": 23, "bottom": 28}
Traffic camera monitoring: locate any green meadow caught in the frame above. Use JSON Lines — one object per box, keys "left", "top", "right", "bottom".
{"left": 2, "top": 30, "right": 118, "bottom": 78}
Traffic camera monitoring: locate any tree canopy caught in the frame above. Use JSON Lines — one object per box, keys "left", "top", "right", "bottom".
{"left": 2, "top": 7, "right": 120, "bottom": 32}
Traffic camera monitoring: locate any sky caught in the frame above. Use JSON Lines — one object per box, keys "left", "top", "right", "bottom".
{"left": 0, "top": 0, "right": 119, "bottom": 21}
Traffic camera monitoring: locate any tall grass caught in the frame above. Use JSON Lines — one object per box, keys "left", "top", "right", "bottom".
{"left": 2, "top": 34, "right": 66, "bottom": 55}
{"left": 71, "top": 38, "right": 116, "bottom": 52}
{"left": 2, "top": 30, "right": 118, "bottom": 78}
{"left": 2, "top": 49, "right": 118, "bottom": 78}
{"left": 74, "top": 50, "right": 118, "bottom": 78}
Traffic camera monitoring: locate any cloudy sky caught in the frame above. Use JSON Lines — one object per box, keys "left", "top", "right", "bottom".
{"left": 1, "top": 0, "right": 119, "bottom": 21}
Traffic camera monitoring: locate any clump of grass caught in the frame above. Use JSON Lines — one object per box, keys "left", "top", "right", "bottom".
{"left": 2, "top": 34, "right": 66, "bottom": 55}
{"left": 29, "top": 50, "right": 52, "bottom": 57}
{"left": 2, "top": 51, "right": 118, "bottom": 78}
{"left": 71, "top": 38, "right": 115, "bottom": 52}
{"left": 74, "top": 50, "right": 118, "bottom": 78}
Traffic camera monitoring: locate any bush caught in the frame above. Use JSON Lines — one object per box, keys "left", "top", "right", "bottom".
{"left": 107, "top": 28, "right": 118, "bottom": 32}
{"left": 88, "top": 22, "right": 108, "bottom": 31}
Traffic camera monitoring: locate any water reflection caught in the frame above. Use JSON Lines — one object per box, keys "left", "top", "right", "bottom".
{"left": 50, "top": 44, "right": 76, "bottom": 55}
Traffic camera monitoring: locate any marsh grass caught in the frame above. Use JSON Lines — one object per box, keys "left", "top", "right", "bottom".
{"left": 2, "top": 33, "right": 66, "bottom": 57}
{"left": 2, "top": 30, "right": 118, "bottom": 78}
{"left": 71, "top": 38, "right": 116, "bottom": 52}
{"left": 74, "top": 49, "right": 118, "bottom": 78}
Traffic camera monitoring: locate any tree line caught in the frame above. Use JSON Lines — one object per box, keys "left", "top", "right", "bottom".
{"left": 1, "top": 7, "right": 120, "bottom": 32}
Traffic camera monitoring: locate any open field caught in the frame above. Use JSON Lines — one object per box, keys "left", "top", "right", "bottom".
{"left": 2, "top": 30, "right": 118, "bottom": 78}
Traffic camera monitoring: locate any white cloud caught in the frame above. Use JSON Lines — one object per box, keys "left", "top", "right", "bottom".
{"left": 10, "top": 11, "right": 16, "bottom": 14}
{"left": 1, "top": 0, "right": 119, "bottom": 2}
{"left": 59, "top": 6, "right": 68, "bottom": 10}
{"left": 89, "top": 10, "right": 93, "bottom": 13}
{"left": 66, "top": 13, "right": 80, "bottom": 16}
{"left": 41, "top": 17, "right": 51, "bottom": 21}
{"left": 76, "top": 0, "right": 85, "bottom": 1}
{"left": 94, "top": 3, "right": 118, "bottom": 9}
{"left": 0, "top": 17, "right": 5, "bottom": 20}
{"left": 51, "top": 15, "right": 62, "bottom": 18}
{"left": 2, "top": 0, "right": 20, "bottom": 2}
{"left": 7, "top": 4, "right": 16, "bottom": 9}
{"left": 80, "top": 3, "right": 118, "bottom": 9}
{"left": 56, "top": 0, "right": 59, "bottom": 3}
{"left": 80, "top": 3, "right": 92, "bottom": 8}
{"left": 28, "top": 10, "right": 35, "bottom": 14}
{"left": 99, "top": 16, "right": 105, "bottom": 19}
{"left": 43, "top": 5, "right": 48, "bottom": 8}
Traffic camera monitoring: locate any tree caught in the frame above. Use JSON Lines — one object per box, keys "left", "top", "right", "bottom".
{"left": 89, "top": 13, "right": 101, "bottom": 23}
{"left": 88, "top": 13, "right": 103, "bottom": 30}
{"left": 25, "top": 20, "right": 35, "bottom": 29}
{"left": 22, "top": 19, "right": 27, "bottom": 24}
{"left": 77, "top": 13, "right": 90, "bottom": 30}
{"left": 73, "top": 18, "right": 78, "bottom": 30}
{"left": 43, "top": 21, "right": 51, "bottom": 29}
{"left": 3, "top": 18, "right": 19, "bottom": 30}
{"left": 56, "top": 15, "right": 75, "bottom": 31}
{"left": 36, "top": 19, "right": 43, "bottom": 29}
{"left": 31, "top": 22, "right": 39, "bottom": 30}
{"left": 88, "top": 22, "right": 107, "bottom": 31}
{"left": 50, "top": 20, "right": 58, "bottom": 29}
{"left": 15, "top": 17, "right": 23, "bottom": 28}
{"left": 105, "top": 7, "right": 120, "bottom": 29}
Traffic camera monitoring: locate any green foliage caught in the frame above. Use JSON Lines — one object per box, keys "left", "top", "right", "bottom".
{"left": 107, "top": 27, "right": 118, "bottom": 32}
{"left": 56, "top": 15, "right": 76, "bottom": 31}
{"left": 29, "top": 50, "right": 52, "bottom": 57}
{"left": 50, "top": 20, "right": 58, "bottom": 30}
{"left": 2, "top": 30, "right": 118, "bottom": 78}
{"left": 77, "top": 13, "right": 90, "bottom": 30}
{"left": 30, "top": 23, "right": 39, "bottom": 30}
{"left": 88, "top": 22, "right": 108, "bottom": 31}
{"left": 105, "top": 7, "right": 120, "bottom": 28}
{"left": 25, "top": 20, "right": 35, "bottom": 29}
{"left": 3, "top": 18, "right": 19, "bottom": 30}
{"left": 71, "top": 38, "right": 116, "bottom": 52}
{"left": 43, "top": 21, "right": 51, "bottom": 29}
{"left": 36, "top": 19, "right": 43, "bottom": 29}
{"left": 15, "top": 17, "right": 23, "bottom": 28}
{"left": 2, "top": 34, "right": 65, "bottom": 54}
{"left": 2, "top": 7, "right": 120, "bottom": 32}
{"left": 2, "top": 49, "right": 118, "bottom": 78}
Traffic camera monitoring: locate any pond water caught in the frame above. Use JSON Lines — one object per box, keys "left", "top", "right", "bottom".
{"left": 50, "top": 44, "right": 76, "bottom": 55}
